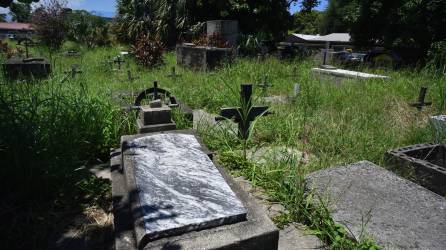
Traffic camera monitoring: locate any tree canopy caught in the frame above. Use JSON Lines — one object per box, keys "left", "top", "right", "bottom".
{"left": 321, "top": 0, "right": 446, "bottom": 54}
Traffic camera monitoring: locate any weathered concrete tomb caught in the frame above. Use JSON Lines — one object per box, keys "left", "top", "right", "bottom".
{"left": 176, "top": 44, "right": 234, "bottom": 70}
{"left": 306, "top": 161, "right": 446, "bottom": 249}
{"left": 2, "top": 57, "right": 51, "bottom": 79}
{"left": 137, "top": 100, "right": 177, "bottom": 134}
{"left": 112, "top": 130, "right": 279, "bottom": 250}
{"left": 206, "top": 20, "right": 239, "bottom": 46}
{"left": 386, "top": 143, "right": 446, "bottom": 196}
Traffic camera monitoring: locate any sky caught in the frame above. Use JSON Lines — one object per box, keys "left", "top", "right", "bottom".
{"left": 1, "top": 0, "right": 329, "bottom": 18}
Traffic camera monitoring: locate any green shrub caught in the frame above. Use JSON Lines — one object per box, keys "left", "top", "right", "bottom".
{"left": 426, "top": 41, "right": 446, "bottom": 75}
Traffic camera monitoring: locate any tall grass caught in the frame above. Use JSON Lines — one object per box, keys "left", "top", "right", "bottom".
{"left": 0, "top": 43, "right": 444, "bottom": 249}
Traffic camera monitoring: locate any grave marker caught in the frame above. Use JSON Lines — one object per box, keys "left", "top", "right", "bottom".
{"left": 113, "top": 56, "right": 125, "bottom": 71}
{"left": 410, "top": 87, "right": 432, "bottom": 111}
{"left": 61, "top": 64, "right": 82, "bottom": 83}
{"left": 216, "top": 84, "right": 271, "bottom": 139}
{"left": 18, "top": 38, "right": 38, "bottom": 59}
{"left": 306, "top": 161, "right": 446, "bottom": 249}
{"left": 112, "top": 131, "right": 279, "bottom": 249}
{"left": 137, "top": 100, "right": 176, "bottom": 133}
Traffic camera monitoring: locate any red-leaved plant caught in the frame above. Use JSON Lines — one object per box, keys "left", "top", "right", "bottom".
{"left": 132, "top": 35, "right": 165, "bottom": 68}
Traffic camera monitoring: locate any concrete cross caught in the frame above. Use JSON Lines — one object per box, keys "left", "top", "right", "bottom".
{"left": 19, "top": 39, "right": 37, "bottom": 59}
{"left": 410, "top": 87, "right": 432, "bottom": 111}
{"left": 216, "top": 84, "right": 271, "bottom": 139}
{"left": 113, "top": 56, "right": 125, "bottom": 70}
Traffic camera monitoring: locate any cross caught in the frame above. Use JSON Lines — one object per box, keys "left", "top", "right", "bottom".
{"left": 167, "top": 66, "right": 181, "bottom": 78}
{"left": 410, "top": 87, "right": 432, "bottom": 111}
{"left": 257, "top": 75, "right": 272, "bottom": 96}
{"left": 113, "top": 56, "right": 125, "bottom": 70}
{"left": 19, "top": 39, "right": 37, "bottom": 58}
{"left": 216, "top": 84, "right": 272, "bottom": 139}
{"left": 65, "top": 64, "right": 82, "bottom": 78}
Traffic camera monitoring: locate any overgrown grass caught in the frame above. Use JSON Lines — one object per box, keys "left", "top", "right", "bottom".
{"left": 0, "top": 43, "right": 444, "bottom": 249}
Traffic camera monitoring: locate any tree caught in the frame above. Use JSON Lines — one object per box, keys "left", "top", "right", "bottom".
{"left": 9, "top": 2, "right": 32, "bottom": 22}
{"left": 114, "top": 0, "right": 299, "bottom": 45}
{"left": 0, "top": 0, "right": 39, "bottom": 8}
{"left": 293, "top": 10, "right": 323, "bottom": 34}
{"left": 31, "top": 0, "right": 68, "bottom": 49}
{"left": 301, "top": 0, "right": 320, "bottom": 12}
{"left": 67, "top": 10, "right": 110, "bottom": 47}
{"left": 0, "top": 13, "right": 6, "bottom": 22}
{"left": 320, "top": 0, "right": 446, "bottom": 60}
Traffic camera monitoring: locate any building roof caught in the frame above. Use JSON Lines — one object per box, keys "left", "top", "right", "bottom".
{"left": 291, "top": 33, "right": 351, "bottom": 43}
{"left": 0, "top": 22, "right": 34, "bottom": 31}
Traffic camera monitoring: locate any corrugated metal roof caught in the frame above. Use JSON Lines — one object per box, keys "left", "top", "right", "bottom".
{"left": 0, "top": 22, "right": 34, "bottom": 31}
{"left": 291, "top": 33, "right": 350, "bottom": 43}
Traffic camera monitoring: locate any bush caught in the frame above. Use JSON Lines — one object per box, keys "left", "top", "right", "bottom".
{"left": 132, "top": 35, "right": 165, "bottom": 68}
{"left": 426, "top": 41, "right": 446, "bottom": 75}
{"left": 31, "top": 0, "right": 68, "bottom": 49}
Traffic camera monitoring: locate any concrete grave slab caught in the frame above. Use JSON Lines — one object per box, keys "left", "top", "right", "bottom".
{"left": 306, "top": 161, "right": 446, "bottom": 250}
{"left": 193, "top": 109, "right": 237, "bottom": 134}
{"left": 112, "top": 130, "right": 279, "bottom": 250}
{"left": 312, "top": 68, "right": 389, "bottom": 79}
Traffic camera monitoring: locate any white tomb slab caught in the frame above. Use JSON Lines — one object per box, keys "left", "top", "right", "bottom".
{"left": 312, "top": 67, "right": 389, "bottom": 79}
{"left": 124, "top": 133, "right": 247, "bottom": 246}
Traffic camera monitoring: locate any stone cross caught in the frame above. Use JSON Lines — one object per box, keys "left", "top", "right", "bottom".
{"left": 257, "top": 75, "right": 272, "bottom": 96}
{"left": 113, "top": 56, "right": 125, "bottom": 70}
{"left": 217, "top": 84, "right": 271, "bottom": 139}
{"left": 66, "top": 64, "right": 82, "bottom": 78}
{"left": 20, "top": 39, "right": 37, "bottom": 59}
{"left": 410, "top": 87, "right": 432, "bottom": 111}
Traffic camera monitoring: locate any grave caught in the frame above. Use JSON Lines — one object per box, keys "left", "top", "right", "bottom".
{"left": 312, "top": 67, "right": 389, "bottom": 79}
{"left": 60, "top": 64, "right": 82, "bottom": 83}
{"left": 111, "top": 130, "right": 279, "bottom": 250}
{"left": 306, "top": 161, "right": 446, "bottom": 249}
{"left": 386, "top": 143, "right": 446, "bottom": 196}
{"left": 137, "top": 100, "right": 177, "bottom": 134}
{"left": 2, "top": 57, "right": 51, "bottom": 79}
{"left": 63, "top": 50, "right": 81, "bottom": 57}
{"left": 217, "top": 84, "right": 272, "bottom": 139}
{"left": 176, "top": 44, "right": 234, "bottom": 70}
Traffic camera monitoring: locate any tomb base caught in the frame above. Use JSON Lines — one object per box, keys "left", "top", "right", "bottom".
{"left": 112, "top": 130, "right": 279, "bottom": 250}
{"left": 136, "top": 119, "right": 177, "bottom": 134}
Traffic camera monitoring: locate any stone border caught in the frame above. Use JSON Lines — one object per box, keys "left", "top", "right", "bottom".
{"left": 386, "top": 143, "right": 446, "bottom": 196}
{"left": 112, "top": 130, "right": 279, "bottom": 250}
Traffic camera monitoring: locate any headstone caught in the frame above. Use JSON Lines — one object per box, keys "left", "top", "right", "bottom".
{"left": 217, "top": 84, "right": 272, "bottom": 139}
{"left": 206, "top": 20, "right": 238, "bottom": 47}
{"left": 386, "top": 143, "right": 446, "bottom": 196}
{"left": 176, "top": 45, "right": 234, "bottom": 70}
{"left": 2, "top": 57, "right": 51, "bottom": 79}
{"left": 112, "top": 131, "right": 279, "bottom": 249}
{"left": 409, "top": 87, "right": 432, "bottom": 111}
{"left": 137, "top": 103, "right": 176, "bottom": 133}
{"left": 429, "top": 115, "right": 446, "bottom": 140}
{"left": 306, "top": 161, "right": 446, "bottom": 249}
{"left": 113, "top": 56, "right": 125, "bottom": 71}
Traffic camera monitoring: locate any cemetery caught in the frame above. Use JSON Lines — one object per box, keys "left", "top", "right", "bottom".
{"left": 0, "top": 1, "right": 445, "bottom": 250}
